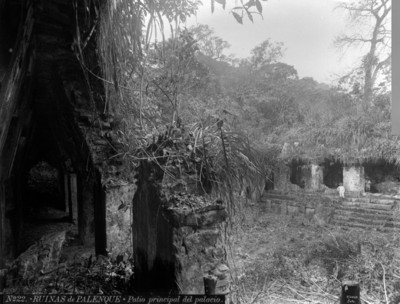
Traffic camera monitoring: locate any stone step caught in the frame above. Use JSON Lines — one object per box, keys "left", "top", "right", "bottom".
{"left": 335, "top": 206, "right": 395, "bottom": 216}
{"left": 368, "top": 193, "right": 400, "bottom": 200}
{"left": 330, "top": 220, "right": 400, "bottom": 232}
{"left": 263, "top": 196, "right": 399, "bottom": 208}
{"left": 261, "top": 198, "right": 396, "bottom": 212}
{"left": 264, "top": 190, "right": 400, "bottom": 200}
{"left": 347, "top": 197, "right": 396, "bottom": 205}
{"left": 333, "top": 213, "right": 400, "bottom": 223}
{"left": 334, "top": 211, "right": 395, "bottom": 222}
{"left": 261, "top": 198, "right": 336, "bottom": 207}
{"left": 261, "top": 194, "right": 296, "bottom": 201}
{"left": 262, "top": 191, "right": 338, "bottom": 199}
{"left": 340, "top": 201, "right": 395, "bottom": 210}
{"left": 261, "top": 190, "right": 400, "bottom": 232}
{"left": 329, "top": 223, "right": 394, "bottom": 232}
{"left": 332, "top": 214, "right": 400, "bottom": 226}
{"left": 261, "top": 194, "right": 338, "bottom": 203}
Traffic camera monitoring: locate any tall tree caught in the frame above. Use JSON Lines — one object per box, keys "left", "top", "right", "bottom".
{"left": 190, "top": 24, "right": 231, "bottom": 61}
{"left": 336, "top": 0, "right": 391, "bottom": 107}
{"left": 248, "top": 39, "right": 285, "bottom": 70}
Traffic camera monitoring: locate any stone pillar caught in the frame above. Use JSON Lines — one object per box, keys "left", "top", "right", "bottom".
{"left": 0, "top": 182, "right": 5, "bottom": 291}
{"left": 79, "top": 173, "right": 96, "bottom": 247}
{"left": 343, "top": 165, "right": 365, "bottom": 193}
{"left": 70, "top": 173, "right": 78, "bottom": 223}
{"left": 63, "top": 173, "right": 70, "bottom": 214}
{"left": 164, "top": 206, "right": 229, "bottom": 294}
{"left": 132, "top": 161, "right": 229, "bottom": 294}
{"left": 274, "top": 163, "right": 291, "bottom": 191}
{"left": 105, "top": 183, "right": 136, "bottom": 258}
{"left": 310, "top": 164, "right": 323, "bottom": 191}
{"left": 300, "top": 164, "right": 323, "bottom": 191}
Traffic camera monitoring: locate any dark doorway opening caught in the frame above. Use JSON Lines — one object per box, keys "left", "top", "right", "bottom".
{"left": 364, "top": 160, "right": 400, "bottom": 194}
{"left": 265, "top": 172, "right": 274, "bottom": 191}
{"left": 18, "top": 160, "right": 73, "bottom": 254}
{"left": 289, "top": 159, "right": 306, "bottom": 188}
{"left": 322, "top": 158, "right": 343, "bottom": 189}
{"left": 25, "top": 161, "right": 65, "bottom": 218}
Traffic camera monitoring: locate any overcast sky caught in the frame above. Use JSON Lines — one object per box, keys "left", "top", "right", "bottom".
{"left": 184, "top": 0, "right": 369, "bottom": 84}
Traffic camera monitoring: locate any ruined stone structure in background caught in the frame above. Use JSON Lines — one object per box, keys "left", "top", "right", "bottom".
{"left": 272, "top": 160, "right": 400, "bottom": 195}
{"left": 289, "top": 161, "right": 324, "bottom": 192}
{"left": 309, "top": 164, "right": 324, "bottom": 191}
{"left": 264, "top": 157, "right": 400, "bottom": 231}
{"left": 105, "top": 183, "right": 136, "bottom": 258}
{"left": 273, "top": 163, "right": 291, "bottom": 192}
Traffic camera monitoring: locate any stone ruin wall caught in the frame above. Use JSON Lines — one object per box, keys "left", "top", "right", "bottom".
{"left": 274, "top": 162, "right": 372, "bottom": 194}
{"left": 131, "top": 161, "right": 230, "bottom": 294}
{"left": 265, "top": 161, "right": 400, "bottom": 227}
{"left": 165, "top": 206, "right": 229, "bottom": 294}
{"left": 105, "top": 183, "right": 137, "bottom": 258}
{"left": 275, "top": 163, "right": 325, "bottom": 193}
{"left": 260, "top": 192, "right": 337, "bottom": 226}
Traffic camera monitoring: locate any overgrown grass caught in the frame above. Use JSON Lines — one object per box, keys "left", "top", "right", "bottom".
{"left": 229, "top": 204, "right": 400, "bottom": 304}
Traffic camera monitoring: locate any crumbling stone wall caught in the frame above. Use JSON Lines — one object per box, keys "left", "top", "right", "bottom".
{"left": 364, "top": 161, "right": 400, "bottom": 194}
{"left": 132, "top": 161, "right": 229, "bottom": 294}
{"left": 105, "top": 183, "right": 136, "bottom": 258}
{"left": 274, "top": 163, "right": 324, "bottom": 192}
{"left": 260, "top": 191, "right": 338, "bottom": 226}
{"left": 165, "top": 205, "right": 229, "bottom": 294}
{"left": 274, "top": 164, "right": 292, "bottom": 191}
{"left": 6, "top": 230, "right": 68, "bottom": 285}
{"left": 289, "top": 162, "right": 323, "bottom": 191}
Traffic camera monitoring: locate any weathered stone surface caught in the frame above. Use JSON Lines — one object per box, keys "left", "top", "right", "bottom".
{"left": 175, "top": 226, "right": 228, "bottom": 294}
{"left": 271, "top": 200, "right": 282, "bottom": 214}
{"left": 105, "top": 183, "right": 136, "bottom": 257}
{"left": 6, "top": 230, "right": 67, "bottom": 284}
{"left": 305, "top": 207, "right": 315, "bottom": 218}
{"left": 289, "top": 183, "right": 302, "bottom": 191}
{"left": 273, "top": 162, "right": 325, "bottom": 192}
{"left": 132, "top": 160, "right": 229, "bottom": 294}
{"left": 290, "top": 164, "right": 324, "bottom": 191}
{"left": 287, "top": 205, "right": 299, "bottom": 215}
{"left": 165, "top": 205, "right": 228, "bottom": 228}
{"left": 274, "top": 164, "right": 291, "bottom": 191}
{"left": 214, "top": 263, "right": 230, "bottom": 294}
{"left": 184, "top": 229, "right": 220, "bottom": 255}
{"left": 310, "top": 164, "right": 323, "bottom": 191}
{"left": 261, "top": 192, "right": 337, "bottom": 226}
{"left": 80, "top": 179, "right": 96, "bottom": 247}
{"left": 343, "top": 165, "right": 365, "bottom": 193}
{"left": 182, "top": 209, "right": 228, "bottom": 228}
{"left": 375, "top": 181, "right": 400, "bottom": 194}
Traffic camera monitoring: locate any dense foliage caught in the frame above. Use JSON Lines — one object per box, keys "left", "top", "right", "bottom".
{"left": 91, "top": 0, "right": 394, "bottom": 196}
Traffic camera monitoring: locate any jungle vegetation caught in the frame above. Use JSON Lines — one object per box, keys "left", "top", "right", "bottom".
{"left": 75, "top": 0, "right": 393, "bottom": 201}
